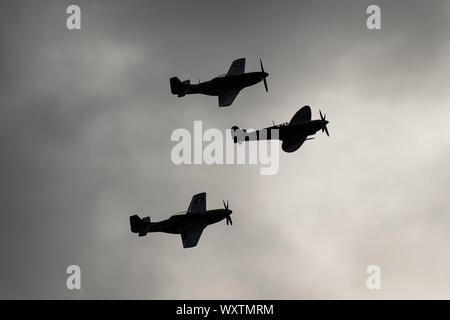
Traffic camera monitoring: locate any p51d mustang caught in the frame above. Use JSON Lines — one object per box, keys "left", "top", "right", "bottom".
{"left": 231, "top": 105, "right": 330, "bottom": 153}
{"left": 129, "top": 193, "right": 233, "bottom": 248}
{"left": 170, "top": 58, "right": 269, "bottom": 107}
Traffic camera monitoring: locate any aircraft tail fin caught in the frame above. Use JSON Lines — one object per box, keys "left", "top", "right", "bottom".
{"left": 170, "top": 77, "right": 190, "bottom": 97}
{"left": 130, "top": 215, "right": 151, "bottom": 237}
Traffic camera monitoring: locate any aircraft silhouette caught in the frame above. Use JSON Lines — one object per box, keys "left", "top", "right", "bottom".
{"left": 170, "top": 58, "right": 269, "bottom": 107}
{"left": 129, "top": 192, "right": 233, "bottom": 248}
{"left": 231, "top": 105, "right": 329, "bottom": 153}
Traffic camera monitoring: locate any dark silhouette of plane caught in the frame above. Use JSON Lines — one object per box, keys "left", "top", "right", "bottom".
{"left": 129, "top": 192, "right": 233, "bottom": 248}
{"left": 231, "top": 105, "right": 329, "bottom": 153}
{"left": 170, "top": 58, "right": 269, "bottom": 107}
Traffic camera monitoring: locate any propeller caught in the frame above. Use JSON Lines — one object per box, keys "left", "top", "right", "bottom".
{"left": 260, "top": 58, "right": 269, "bottom": 92}
{"left": 223, "top": 200, "right": 232, "bottom": 226}
{"left": 319, "top": 110, "right": 329, "bottom": 137}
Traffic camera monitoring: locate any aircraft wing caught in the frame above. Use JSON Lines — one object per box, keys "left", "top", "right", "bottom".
{"left": 218, "top": 89, "right": 240, "bottom": 107}
{"left": 187, "top": 192, "right": 206, "bottom": 214}
{"left": 289, "top": 106, "right": 312, "bottom": 125}
{"left": 227, "top": 58, "right": 245, "bottom": 76}
{"left": 181, "top": 225, "right": 205, "bottom": 248}
{"left": 281, "top": 135, "right": 307, "bottom": 153}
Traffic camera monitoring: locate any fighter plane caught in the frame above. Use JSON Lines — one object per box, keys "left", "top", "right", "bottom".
{"left": 129, "top": 192, "right": 233, "bottom": 248}
{"left": 231, "top": 105, "right": 330, "bottom": 153}
{"left": 170, "top": 58, "right": 269, "bottom": 107}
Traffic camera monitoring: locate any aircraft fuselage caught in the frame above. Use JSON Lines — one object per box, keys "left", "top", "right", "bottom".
{"left": 149, "top": 209, "right": 231, "bottom": 234}
{"left": 237, "top": 119, "right": 328, "bottom": 142}
{"left": 187, "top": 71, "right": 268, "bottom": 96}
{"left": 277, "top": 120, "right": 327, "bottom": 140}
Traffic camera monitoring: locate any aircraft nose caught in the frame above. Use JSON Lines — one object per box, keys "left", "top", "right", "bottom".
{"left": 325, "top": 120, "right": 329, "bottom": 125}
{"left": 228, "top": 209, "right": 233, "bottom": 215}
{"left": 263, "top": 72, "right": 269, "bottom": 78}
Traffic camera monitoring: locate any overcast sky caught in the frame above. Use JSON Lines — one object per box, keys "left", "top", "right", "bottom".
{"left": 1, "top": 0, "right": 450, "bottom": 299}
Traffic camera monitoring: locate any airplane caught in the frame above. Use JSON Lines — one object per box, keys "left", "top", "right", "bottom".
{"left": 231, "top": 105, "right": 330, "bottom": 153}
{"left": 129, "top": 192, "right": 233, "bottom": 248}
{"left": 170, "top": 58, "right": 269, "bottom": 107}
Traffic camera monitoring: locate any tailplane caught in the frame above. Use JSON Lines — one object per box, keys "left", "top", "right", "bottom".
{"left": 170, "top": 77, "right": 190, "bottom": 97}
{"left": 129, "top": 215, "right": 151, "bottom": 237}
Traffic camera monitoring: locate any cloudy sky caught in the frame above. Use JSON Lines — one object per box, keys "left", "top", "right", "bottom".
{"left": 1, "top": 0, "right": 450, "bottom": 299}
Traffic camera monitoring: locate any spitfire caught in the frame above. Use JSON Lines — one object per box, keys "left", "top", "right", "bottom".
{"left": 231, "top": 105, "right": 330, "bottom": 153}
{"left": 170, "top": 58, "right": 269, "bottom": 107}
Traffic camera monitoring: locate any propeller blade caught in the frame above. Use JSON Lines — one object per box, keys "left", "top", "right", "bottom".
{"left": 319, "top": 109, "right": 329, "bottom": 136}
{"left": 260, "top": 58, "right": 268, "bottom": 92}
{"left": 223, "top": 200, "right": 229, "bottom": 210}
{"left": 226, "top": 216, "right": 233, "bottom": 226}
